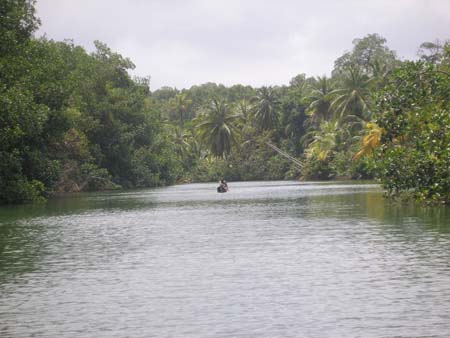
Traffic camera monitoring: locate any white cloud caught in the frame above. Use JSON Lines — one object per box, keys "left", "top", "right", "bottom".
{"left": 36, "top": 0, "right": 450, "bottom": 89}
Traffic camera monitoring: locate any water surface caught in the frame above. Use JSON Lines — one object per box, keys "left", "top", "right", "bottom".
{"left": 1, "top": 181, "right": 450, "bottom": 337}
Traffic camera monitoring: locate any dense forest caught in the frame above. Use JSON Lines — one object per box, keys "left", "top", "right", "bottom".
{"left": 1, "top": 0, "right": 449, "bottom": 204}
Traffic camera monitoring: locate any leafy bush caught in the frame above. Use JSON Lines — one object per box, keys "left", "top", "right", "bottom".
{"left": 374, "top": 62, "right": 450, "bottom": 203}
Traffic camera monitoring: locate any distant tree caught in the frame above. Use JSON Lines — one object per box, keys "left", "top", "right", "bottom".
{"left": 330, "top": 67, "right": 374, "bottom": 120}
{"left": 152, "top": 86, "right": 179, "bottom": 101}
{"left": 417, "top": 40, "right": 447, "bottom": 64}
{"left": 226, "top": 84, "right": 255, "bottom": 102}
{"left": 195, "top": 98, "right": 242, "bottom": 158}
{"left": 333, "top": 33, "right": 399, "bottom": 77}
{"left": 278, "top": 83, "right": 308, "bottom": 156}
{"left": 301, "top": 120, "right": 343, "bottom": 179}
{"left": 306, "top": 76, "right": 335, "bottom": 123}
{"left": 169, "top": 92, "right": 192, "bottom": 125}
{"left": 252, "top": 86, "right": 281, "bottom": 131}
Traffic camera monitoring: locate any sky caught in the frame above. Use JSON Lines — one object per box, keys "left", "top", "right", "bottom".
{"left": 35, "top": 0, "right": 450, "bottom": 90}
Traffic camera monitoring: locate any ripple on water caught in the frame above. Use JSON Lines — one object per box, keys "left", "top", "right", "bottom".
{"left": 1, "top": 181, "right": 450, "bottom": 338}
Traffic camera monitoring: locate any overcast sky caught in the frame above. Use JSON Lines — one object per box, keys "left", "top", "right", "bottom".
{"left": 35, "top": 0, "right": 450, "bottom": 90}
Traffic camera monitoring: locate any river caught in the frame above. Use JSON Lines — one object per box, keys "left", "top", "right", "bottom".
{"left": 1, "top": 181, "right": 450, "bottom": 337}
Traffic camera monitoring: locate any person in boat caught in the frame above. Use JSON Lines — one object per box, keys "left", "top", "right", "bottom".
{"left": 217, "top": 179, "right": 228, "bottom": 193}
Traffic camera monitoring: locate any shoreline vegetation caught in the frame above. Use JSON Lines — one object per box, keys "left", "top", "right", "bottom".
{"left": 1, "top": 0, "right": 449, "bottom": 205}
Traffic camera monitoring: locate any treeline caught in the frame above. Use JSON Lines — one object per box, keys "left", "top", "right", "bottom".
{"left": 154, "top": 36, "right": 449, "bottom": 203}
{"left": 1, "top": 0, "right": 449, "bottom": 204}
{"left": 1, "top": 0, "right": 181, "bottom": 203}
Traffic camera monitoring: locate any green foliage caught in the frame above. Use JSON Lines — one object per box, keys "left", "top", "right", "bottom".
{"left": 189, "top": 158, "right": 229, "bottom": 182}
{"left": 252, "top": 86, "right": 281, "bottom": 131}
{"left": 166, "top": 93, "right": 193, "bottom": 125}
{"left": 374, "top": 62, "right": 450, "bottom": 203}
{"left": 228, "top": 132, "right": 292, "bottom": 181}
{"left": 333, "top": 33, "right": 399, "bottom": 77}
{"left": 80, "top": 163, "right": 116, "bottom": 191}
{"left": 0, "top": 150, "right": 46, "bottom": 203}
{"left": 301, "top": 120, "right": 339, "bottom": 180}
{"left": 0, "top": 3, "right": 447, "bottom": 206}
{"left": 195, "top": 98, "right": 242, "bottom": 158}
{"left": 279, "top": 81, "right": 309, "bottom": 156}
{"left": 299, "top": 34, "right": 403, "bottom": 183}
{"left": 330, "top": 67, "right": 374, "bottom": 120}
{"left": 0, "top": 0, "right": 182, "bottom": 203}
{"left": 306, "top": 76, "right": 334, "bottom": 124}
{"left": 0, "top": 0, "right": 40, "bottom": 55}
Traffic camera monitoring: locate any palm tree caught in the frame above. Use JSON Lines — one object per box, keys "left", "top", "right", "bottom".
{"left": 171, "top": 126, "right": 190, "bottom": 156}
{"left": 353, "top": 122, "right": 383, "bottom": 160}
{"left": 330, "top": 67, "right": 374, "bottom": 121}
{"left": 235, "top": 99, "right": 253, "bottom": 121}
{"left": 306, "top": 76, "right": 334, "bottom": 123}
{"left": 304, "top": 120, "right": 341, "bottom": 162}
{"left": 252, "top": 86, "right": 280, "bottom": 131}
{"left": 170, "top": 93, "right": 192, "bottom": 126}
{"left": 195, "top": 98, "right": 242, "bottom": 158}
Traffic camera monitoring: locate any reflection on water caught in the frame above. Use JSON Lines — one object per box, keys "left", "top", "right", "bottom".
{"left": 1, "top": 181, "right": 450, "bottom": 338}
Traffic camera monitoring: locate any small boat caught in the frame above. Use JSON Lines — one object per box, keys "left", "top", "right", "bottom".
{"left": 217, "top": 186, "right": 228, "bottom": 193}
{"left": 217, "top": 179, "right": 228, "bottom": 193}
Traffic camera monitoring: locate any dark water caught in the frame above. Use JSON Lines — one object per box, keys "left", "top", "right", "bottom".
{"left": 1, "top": 181, "right": 450, "bottom": 338}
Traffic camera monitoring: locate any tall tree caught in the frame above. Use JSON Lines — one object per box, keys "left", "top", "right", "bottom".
{"left": 304, "top": 120, "right": 341, "bottom": 162}
{"left": 306, "top": 76, "right": 334, "bottom": 123}
{"left": 330, "top": 67, "right": 374, "bottom": 120}
{"left": 278, "top": 81, "right": 309, "bottom": 156}
{"left": 333, "top": 33, "right": 398, "bottom": 77}
{"left": 195, "top": 98, "right": 242, "bottom": 158}
{"left": 417, "top": 40, "right": 446, "bottom": 64}
{"left": 252, "top": 86, "right": 281, "bottom": 131}
{"left": 170, "top": 92, "right": 192, "bottom": 125}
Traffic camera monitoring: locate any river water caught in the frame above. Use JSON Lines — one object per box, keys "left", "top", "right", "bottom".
{"left": 1, "top": 181, "right": 450, "bottom": 338}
